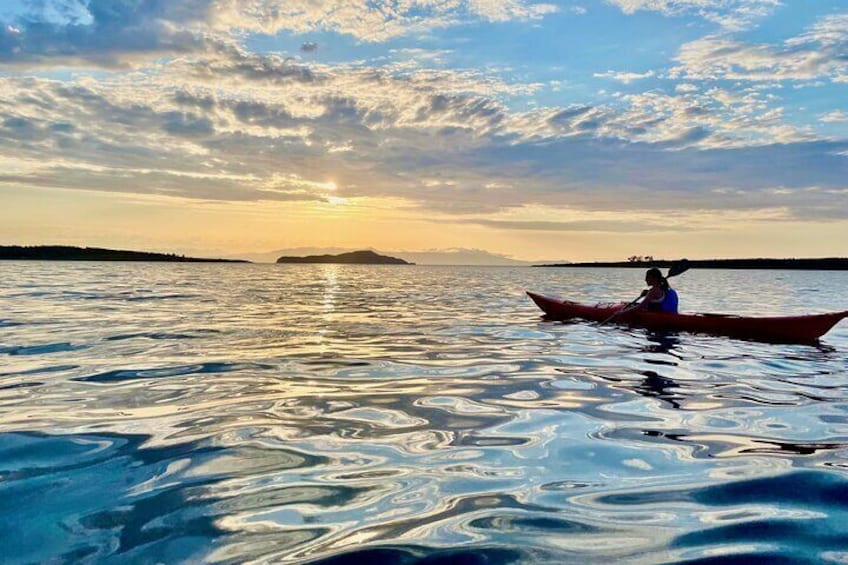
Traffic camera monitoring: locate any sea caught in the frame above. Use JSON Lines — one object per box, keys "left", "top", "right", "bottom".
{"left": 2, "top": 263, "right": 848, "bottom": 564}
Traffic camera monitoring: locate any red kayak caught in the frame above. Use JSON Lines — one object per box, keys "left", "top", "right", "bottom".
{"left": 527, "top": 292, "right": 848, "bottom": 343}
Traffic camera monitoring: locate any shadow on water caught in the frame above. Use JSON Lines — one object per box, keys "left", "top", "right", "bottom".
{"left": 609, "top": 331, "right": 848, "bottom": 455}
{"left": 593, "top": 470, "right": 848, "bottom": 565}
{"left": 0, "top": 430, "right": 332, "bottom": 563}
{"left": 0, "top": 431, "right": 228, "bottom": 562}
{"left": 636, "top": 333, "right": 686, "bottom": 409}
{"left": 580, "top": 331, "right": 688, "bottom": 411}
{"left": 636, "top": 370, "right": 684, "bottom": 410}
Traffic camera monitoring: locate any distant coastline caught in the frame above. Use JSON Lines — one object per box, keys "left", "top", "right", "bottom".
{"left": 277, "top": 250, "right": 412, "bottom": 265}
{"left": 535, "top": 258, "right": 848, "bottom": 270}
{"left": 0, "top": 246, "right": 248, "bottom": 263}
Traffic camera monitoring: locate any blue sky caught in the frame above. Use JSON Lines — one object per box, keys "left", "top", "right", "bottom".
{"left": 0, "top": 1, "right": 846, "bottom": 260}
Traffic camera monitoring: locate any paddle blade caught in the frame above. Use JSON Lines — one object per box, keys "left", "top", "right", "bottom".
{"left": 667, "top": 259, "right": 690, "bottom": 278}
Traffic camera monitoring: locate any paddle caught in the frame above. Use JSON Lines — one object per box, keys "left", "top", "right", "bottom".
{"left": 596, "top": 259, "right": 690, "bottom": 327}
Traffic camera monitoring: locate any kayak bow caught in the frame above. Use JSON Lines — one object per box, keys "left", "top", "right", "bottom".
{"left": 527, "top": 291, "right": 848, "bottom": 343}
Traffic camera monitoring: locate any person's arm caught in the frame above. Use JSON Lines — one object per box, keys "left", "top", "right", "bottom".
{"left": 618, "top": 288, "right": 650, "bottom": 314}
{"left": 634, "top": 287, "right": 664, "bottom": 310}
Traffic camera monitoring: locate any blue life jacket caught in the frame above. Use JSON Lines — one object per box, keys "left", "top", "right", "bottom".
{"left": 661, "top": 288, "right": 679, "bottom": 313}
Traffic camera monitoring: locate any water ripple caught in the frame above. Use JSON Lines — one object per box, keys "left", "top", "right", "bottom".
{"left": 74, "top": 362, "right": 275, "bottom": 383}
{"left": 1, "top": 264, "right": 847, "bottom": 563}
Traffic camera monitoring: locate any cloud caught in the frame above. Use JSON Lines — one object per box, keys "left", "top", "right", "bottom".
{"left": 820, "top": 110, "right": 848, "bottom": 124}
{"left": 606, "top": 0, "right": 780, "bottom": 30}
{"left": 0, "top": 0, "right": 230, "bottom": 68}
{"left": 787, "top": 13, "right": 848, "bottom": 48}
{"left": 0, "top": 4, "right": 846, "bottom": 226}
{"left": 532, "top": 85, "right": 810, "bottom": 149}
{"left": 456, "top": 218, "right": 694, "bottom": 232}
{"left": 671, "top": 14, "right": 848, "bottom": 82}
{"left": 0, "top": 0, "right": 559, "bottom": 67}
{"left": 161, "top": 111, "right": 215, "bottom": 137}
{"left": 675, "top": 83, "right": 699, "bottom": 93}
{"left": 212, "top": 0, "right": 559, "bottom": 40}
{"left": 180, "top": 48, "right": 318, "bottom": 86}
{"left": 2, "top": 49, "right": 841, "bottom": 219}
{"left": 0, "top": 68, "right": 518, "bottom": 207}
{"left": 300, "top": 42, "right": 318, "bottom": 54}
{"left": 467, "top": 136, "right": 848, "bottom": 219}
{"left": 0, "top": 167, "right": 329, "bottom": 202}
{"left": 594, "top": 70, "right": 655, "bottom": 84}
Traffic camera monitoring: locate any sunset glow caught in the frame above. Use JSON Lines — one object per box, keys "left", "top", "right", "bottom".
{"left": 1, "top": 1, "right": 847, "bottom": 261}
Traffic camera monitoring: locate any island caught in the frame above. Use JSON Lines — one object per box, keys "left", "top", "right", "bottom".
{"left": 0, "top": 246, "right": 248, "bottom": 262}
{"left": 276, "top": 250, "right": 412, "bottom": 265}
{"left": 535, "top": 258, "right": 848, "bottom": 270}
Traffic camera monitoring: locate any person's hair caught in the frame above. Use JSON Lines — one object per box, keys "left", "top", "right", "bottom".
{"left": 646, "top": 268, "right": 669, "bottom": 291}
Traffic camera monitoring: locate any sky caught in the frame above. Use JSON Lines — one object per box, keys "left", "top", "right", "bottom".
{"left": 0, "top": 0, "right": 847, "bottom": 262}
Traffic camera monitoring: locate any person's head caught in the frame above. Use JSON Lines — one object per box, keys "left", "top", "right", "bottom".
{"left": 645, "top": 268, "right": 668, "bottom": 290}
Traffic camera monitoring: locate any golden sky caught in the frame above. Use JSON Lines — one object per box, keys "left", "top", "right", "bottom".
{"left": 3, "top": 184, "right": 847, "bottom": 262}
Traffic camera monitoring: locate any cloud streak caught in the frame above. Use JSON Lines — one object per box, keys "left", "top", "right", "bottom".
{"left": 671, "top": 14, "right": 848, "bottom": 82}
{"left": 606, "top": 0, "right": 780, "bottom": 30}
{"left": 594, "top": 70, "right": 656, "bottom": 84}
{"left": 455, "top": 218, "right": 698, "bottom": 232}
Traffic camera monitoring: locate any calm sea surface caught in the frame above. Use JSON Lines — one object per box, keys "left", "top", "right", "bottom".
{"left": 2, "top": 263, "right": 848, "bottom": 564}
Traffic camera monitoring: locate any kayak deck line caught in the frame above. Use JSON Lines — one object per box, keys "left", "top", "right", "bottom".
{"left": 526, "top": 291, "right": 848, "bottom": 344}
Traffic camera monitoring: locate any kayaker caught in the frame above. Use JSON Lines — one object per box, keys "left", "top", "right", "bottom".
{"left": 638, "top": 268, "right": 678, "bottom": 313}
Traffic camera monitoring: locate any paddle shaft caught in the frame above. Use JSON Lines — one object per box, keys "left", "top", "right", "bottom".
{"left": 596, "top": 296, "right": 643, "bottom": 326}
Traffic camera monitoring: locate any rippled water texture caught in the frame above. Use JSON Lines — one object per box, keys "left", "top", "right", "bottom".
{"left": 2, "top": 263, "right": 848, "bottom": 564}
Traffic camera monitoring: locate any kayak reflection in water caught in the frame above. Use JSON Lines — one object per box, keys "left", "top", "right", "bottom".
{"left": 634, "top": 268, "right": 679, "bottom": 313}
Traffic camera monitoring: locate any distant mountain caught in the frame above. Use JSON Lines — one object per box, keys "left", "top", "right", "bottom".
{"left": 242, "top": 247, "right": 566, "bottom": 265}
{"left": 276, "top": 250, "right": 411, "bottom": 265}
{"left": 391, "top": 248, "right": 562, "bottom": 266}
{"left": 0, "top": 245, "right": 247, "bottom": 262}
